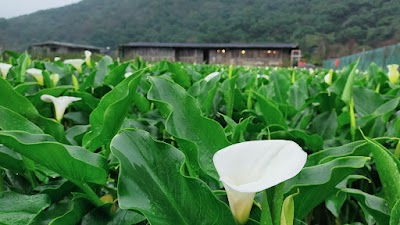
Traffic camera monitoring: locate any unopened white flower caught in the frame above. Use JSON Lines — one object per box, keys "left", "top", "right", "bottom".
{"left": 50, "top": 74, "right": 60, "bottom": 86}
{"left": 54, "top": 57, "right": 61, "bottom": 62}
{"left": 204, "top": 72, "right": 219, "bottom": 81}
{"left": 387, "top": 64, "right": 399, "bottom": 84}
{"left": 257, "top": 74, "right": 269, "bottom": 80}
{"left": 40, "top": 94, "right": 81, "bottom": 122}
{"left": 84, "top": 50, "right": 92, "bottom": 67}
{"left": 324, "top": 69, "right": 334, "bottom": 85}
{"left": 213, "top": 140, "right": 307, "bottom": 224}
{"left": 64, "top": 59, "right": 85, "bottom": 73}
{"left": 0, "top": 63, "right": 12, "bottom": 79}
{"left": 26, "top": 68, "right": 44, "bottom": 85}
{"left": 124, "top": 72, "right": 133, "bottom": 78}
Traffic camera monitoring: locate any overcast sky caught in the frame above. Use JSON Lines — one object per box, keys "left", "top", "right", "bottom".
{"left": 0, "top": 0, "right": 81, "bottom": 19}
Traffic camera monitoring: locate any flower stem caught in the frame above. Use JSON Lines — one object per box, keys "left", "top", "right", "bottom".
{"left": 349, "top": 98, "right": 356, "bottom": 141}
{"left": 77, "top": 183, "right": 104, "bottom": 207}
{"left": 260, "top": 190, "right": 273, "bottom": 225}
{"left": 0, "top": 170, "right": 5, "bottom": 192}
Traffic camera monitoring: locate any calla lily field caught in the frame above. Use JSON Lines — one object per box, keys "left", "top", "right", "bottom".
{"left": 0, "top": 51, "right": 399, "bottom": 225}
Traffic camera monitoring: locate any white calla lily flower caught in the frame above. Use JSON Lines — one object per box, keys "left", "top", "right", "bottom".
{"left": 0, "top": 63, "right": 12, "bottom": 79}
{"left": 54, "top": 57, "right": 61, "bottom": 62}
{"left": 204, "top": 72, "right": 220, "bottom": 81}
{"left": 40, "top": 94, "right": 81, "bottom": 122}
{"left": 27, "top": 68, "right": 44, "bottom": 85}
{"left": 50, "top": 73, "right": 60, "bottom": 86}
{"left": 213, "top": 140, "right": 307, "bottom": 224}
{"left": 387, "top": 64, "right": 399, "bottom": 84}
{"left": 324, "top": 69, "right": 334, "bottom": 85}
{"left": 84, "top": 50, "right": 92, "bottom": 67}
{"left": 64, "top": 59, "right": 85, "bottom": 73}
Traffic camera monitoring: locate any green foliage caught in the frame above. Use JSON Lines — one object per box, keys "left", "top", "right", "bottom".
{"left": 0, "top": 52, "right": 399, "bottom": 224}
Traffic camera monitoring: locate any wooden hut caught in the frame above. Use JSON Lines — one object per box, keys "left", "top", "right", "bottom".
{"left": 119, "top": 42, "right": 299, "bottom": 66}
{"left": 29, "top": 41, "right": 103, "bottom": 58}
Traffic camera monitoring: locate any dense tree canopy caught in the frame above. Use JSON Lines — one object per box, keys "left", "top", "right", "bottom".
{"left": 0, "top": 0, "right": 399, "bottom": 63}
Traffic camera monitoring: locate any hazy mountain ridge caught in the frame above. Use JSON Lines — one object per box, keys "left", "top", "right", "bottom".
{"left": 0, "top": 0, "right": 399, "bottom": 63}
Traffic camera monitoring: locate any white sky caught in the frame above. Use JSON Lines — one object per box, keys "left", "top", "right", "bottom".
{"left": 0, "top": 0, "right": 82, "bottom": 19}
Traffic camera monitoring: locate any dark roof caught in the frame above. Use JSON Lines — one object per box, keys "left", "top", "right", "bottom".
{"left": 31, "top": 41, "right": 103, "bottom": 51}
{"left": 119, "top": 42, "right": 299, "bottom": 49}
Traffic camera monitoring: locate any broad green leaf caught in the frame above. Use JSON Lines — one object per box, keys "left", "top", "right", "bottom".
{"left": 285, "top": 156, "right": 369, "bottom": 219}
{"left": 9, "top": 52, "right": 30, "bottom": 82}
{"left": 0, "top": 78, "right": 65, "bottom": 142}
{"left": 309, "top": 110, "right": 337, "bottom": 140}
{"left": 364, "top": 137, "right": 400, "bottom": 210}
{"left": 221, "top": 75, "right": 238, "bottom": 118}
{"left": 254, "top": 92, "right": 288, "bottom": 129}
{"left": 325, "top": 192, "right": 346, "bottom": 218}
{"left": 0, "top": 131, "right": 108, "bottom": 185}
{"left": 391, "top": 200, "right": 400, "bottom": 225}
{"left": 188, "top": 75, "right": 221, "bottom": 116}
{"left": 81, "top": 204, "right": 145, "bottom": 225}
{"left": 0, "top": 145, "right": 25, "bottom": 173}
{"left": 93, "top": 55, "right": 114, "bottom": 87}
{"left": 288, "top": 77, "right": 308, "bottom": 111}
{"left": 83, "top": 70, "right": 142, "bottom": 151}
{"left": 269, "top": 70, "right": 290, "bottom": 104}
{"left": 341, "top": 188, "right": 390, "bottom": 225}
{"left": 103, "top": 62, "right": 130, "bottom": 87}
{"left": 110, "top": 129, "right": 236, "bottom": 225}
{"left": 0, "top": 105, "right": 43, "bottom": 134}
{"left": 48, "top": 197, "right": 92, "bottom": 225}
{"left": 353, "top": 87, "right": 384, "bottom": 117}
{"left": 0, "top": 192, "right": 50, "bottom": 225}
{"left": 167, "top": 61, "right": 191, "bottom": 89}
{"left": 341, "top": 59, "right": 359, "bottom": 104}
{"left": 148, "top": 77, "right": 230, "bottom": 179}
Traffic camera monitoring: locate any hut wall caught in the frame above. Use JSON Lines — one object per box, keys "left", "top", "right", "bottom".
{"left": 123, "top": 47, "right": 175, "bottom": 62}
{"left": 209, "top": 49, "right": 291, "bottom": 66}
{"left": 176, "top": 49, "right": 204, "bottom": 63}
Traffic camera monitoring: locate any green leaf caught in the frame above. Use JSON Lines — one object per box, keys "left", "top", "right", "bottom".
{"left": 285, "top": 156, "right": 369, "bottom": 219}
{"left": 309, "top": 110, "right": 337, "bottom": 140}
{"left": 341, "top": 59, "right": 359, "bottom": 104}
{"left": 0, "top": 131, "right": 108, "bottom": 186}
{"left": 340, "top": 188, "right": 390, "bottom": 225}
{"left": 110, "top": 129, "right": 236, "bottom": 225}
{"left": 0, "top": 105, "right": 43, "bottom": 134}
{"left": 280, "top": 192, "right": 297, "bottom": 225}
{"left": 353, "top": 87, "right": 384, "bottom": 117}
{"left": 288, "top": 77, "right": 308, "bottom": 111}
{"left": 0, "top": 192, "right": 50, "bottom": 225}
{"left": 221, "top": 75, "right": 238, "bottom": 118}
{"left": 391, "top": 200, "right": 400, "bottom": 225}
{"left": 103, "top": 62, "right": 130, "bottom": 87}
{"left": 83, "top": 70, "right": 142, "bottom": 151}
{"left": 254, "top": 92, "right": 288, "bottom": 129}
{"left": 93, "top": 55, "right": 114, "bottom": 87}
{"left": 0, "top": 145, "right": 25, "bottom": 173}
{"left": 364, "top": 137, "right": 400, "bottom": 210}
{"left": 269, "top": 70, "right": 290, "bottom": 104}
{"left": 9, "top": 52, "right": 30, "bottom": 82}
{"left": 81, "top": 204, "right": 145, "bottom": 225}
{"left": 48, "top": 197, "right": 92, "bottom": 225}
{"left": 167, "top": 61, "right": 191, "bottom": 89}
{"left": 148, "top": 77, "right": 230, "bottom": 179}
{"left": 325, "top": 192, "right": 346, "bottom": 218}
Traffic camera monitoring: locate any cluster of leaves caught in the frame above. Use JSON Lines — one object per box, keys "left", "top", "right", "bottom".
{"left": 0, "top": 0, "right": 399, "bottom": 63}
{"left": 0, "top": 51, "right": 399, "bottom": 225}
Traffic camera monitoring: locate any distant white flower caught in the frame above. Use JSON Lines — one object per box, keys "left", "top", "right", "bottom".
{"left": 54, "top": 57, "right": 61, "bottom": 62}
{"left": 84, "top": 50, "right": 92, "bottom": 67}
{"left": 324, "top": 69, "right": 334, "bottom": 85}
{"left": 204, "top": 72, "right": 219, "bottom": 81}
{"left": 256, "top": 74, "right": 269, "bottom": 80}
{"left": 213, "top": 140, "right": 307, "bottom": 224}
{"left": 40, "top": 94, "right": 81, "bottom": 122}
{"left": 309, "top": 68, "right": 315, "bottom": 75}
{"left": 26, "top": 68, "right": 44, "bottom": 85}
{"left": 64, "top": 59, "right": 85, "bottom": 73}
{"left": 0, "top": 63, "right": 12, "bottom": 79}
{"left": 387, "top": 64, "right": 399, "bottom": 84}
{"left": 124, "top": 72, "right": 133, "bottom": 78}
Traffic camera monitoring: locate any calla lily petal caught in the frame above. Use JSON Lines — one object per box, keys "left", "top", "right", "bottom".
{"left": 213, "top": 140, "right": 307, "bottom": 224}
{"left": 387, "top": 64, "right": 399, "bottom": 84}
{"left": 204, "top": 72, "right": 219, "bottom": 81}
{"left": 124, "top": 72, "right": 133, "bottom": 78}
{"left": 324, "top": 69, "right": 334, "bottom": 85}
{"left": 50, "top": 74, "right": 60, "bottom": 86}
{"left": 64, "top": 59, "right": 85, "bottom": 73}
{"left": 40, "top": 94, "right": 81, "bottom": 122}
{"left": 54, "top": 57, "right": 61, "bottom": 62}
{"left": 26, "top": 68, "right": 44, "bottom": 85}
{"left": 85, "top": 50, "right": 92, "bottom": 67}
{"left": 0, "top": 63, "right": 12, "bottom": 79}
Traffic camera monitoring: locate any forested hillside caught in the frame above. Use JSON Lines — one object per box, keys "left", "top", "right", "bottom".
{"left": 0, "top": 0, "right": 399, "bottom": 63}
